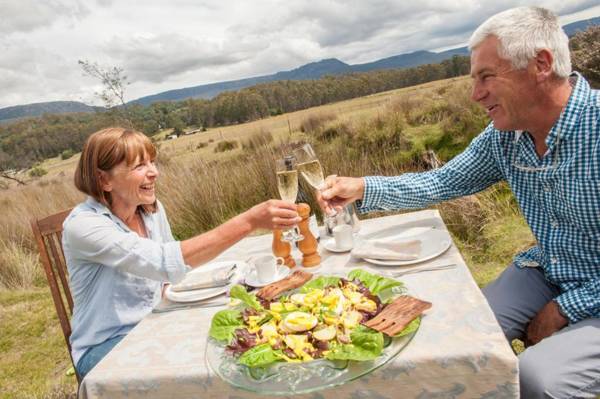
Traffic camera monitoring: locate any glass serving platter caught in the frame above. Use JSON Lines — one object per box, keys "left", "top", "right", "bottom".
{"left": 205, "top": 281, "right": 419, "bottom": 395}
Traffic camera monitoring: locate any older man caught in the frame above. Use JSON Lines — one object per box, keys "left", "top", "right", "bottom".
{"left": 320, "top": 7, "right": 600, "bottom": 398}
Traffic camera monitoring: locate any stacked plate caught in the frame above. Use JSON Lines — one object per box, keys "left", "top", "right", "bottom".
{"left": 355, "top": 227, "right": 451, "bottom": 267}
{"left": 164, "top": 261, "right": 248, "bottom": 303}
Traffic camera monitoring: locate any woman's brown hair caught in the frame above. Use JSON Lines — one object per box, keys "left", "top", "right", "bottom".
{"left": 74, "top": 127, "right": 157, "bottom": 213}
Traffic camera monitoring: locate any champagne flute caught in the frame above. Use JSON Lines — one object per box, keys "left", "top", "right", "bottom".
{"left": 294, "top": 144, "right": 325, "bottom": 190}
{"left": 276, "top": 156, "right": 304, "bottom": 242}
{"left": 294, "top": 144, "right": 337, "bottom": 217}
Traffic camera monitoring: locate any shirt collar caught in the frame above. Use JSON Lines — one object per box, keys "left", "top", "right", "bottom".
{"left": 85, "top": 196, "right": 112, "bottom": 215}
{"left": 545, "top": 72, "right": 591, "bottom": 149}
{"left": 84, "top": 196, "right": 155, "bottom": 236}
{"left": 84, "top": 196, "right": 132, "bottom": 231}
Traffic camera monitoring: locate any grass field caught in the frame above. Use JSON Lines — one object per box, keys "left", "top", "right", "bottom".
{"left": 0, "top": 74, "right": 534, "bottom": 398}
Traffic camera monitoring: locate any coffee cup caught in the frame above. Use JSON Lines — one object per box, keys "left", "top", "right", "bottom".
{"left": 250, "top": 254, "right": 285, "bottom": 283}
{"left": 332, "top": 224, "right": 354, "bottom": 250}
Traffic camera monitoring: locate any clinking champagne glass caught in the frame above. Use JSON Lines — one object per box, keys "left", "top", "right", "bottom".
{"left": 276, "top": 156, "right": 304, "bottom": 242}
{"left": 294, "top": 144, "right": 338, "bottom": 218}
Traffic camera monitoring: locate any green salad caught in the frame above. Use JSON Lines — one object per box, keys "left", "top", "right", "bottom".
{"left": 209, "top": 269, "right": 419, "bottom": 368}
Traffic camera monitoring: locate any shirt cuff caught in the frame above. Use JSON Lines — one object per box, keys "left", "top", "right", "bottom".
{"left": 554, "top": 290, "right": 587, "bottom": 323}
{"left": 357, "top": 176, "right": 386, "bottom": 212}
{"left": 163, "top": 241, "right": 190, "bottom": 283}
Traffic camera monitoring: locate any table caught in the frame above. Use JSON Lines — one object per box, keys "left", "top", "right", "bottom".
{"left": 79, "top": 209, "right": 519, "bottom": 398}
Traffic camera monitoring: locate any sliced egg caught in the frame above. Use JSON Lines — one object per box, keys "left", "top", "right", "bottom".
{"left": 259, "top": 322, "right": 279, "bottom": 340}
{"left": 281, "top": 311, "right": 318, "bottom": 333}
{"left": 313, "top": 325, "right": 337, "bottom": 341}
{"left": 290, "top": 293, "right": 306, "bottom": 305}
{"left": 342, "top": 310, "right": 363, "bottom": 329}
{"left": 355, "top": 299, "right": 377, "bottom": 312}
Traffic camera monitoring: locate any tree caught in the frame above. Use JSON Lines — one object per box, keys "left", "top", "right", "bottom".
{"left": 570, "top": 26, "right": 600, "bottom": 89}
{"left": 78, "top": 60, "right": 134, "bottom": 125}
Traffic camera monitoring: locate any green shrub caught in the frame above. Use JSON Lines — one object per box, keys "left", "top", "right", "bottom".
{"left": 214, "top": 140, "right": 238, "bottom": 153}
{"left": 60, "top": 149, "right": 75, "bottom": 160}
{"left": 316, "top": 123, "right": 351, "bottom": 142}
{"left": 299, "top": 113, "right": 337, "bottom": 133}
{"left": 196, "top": 142, "right": 208, "bottom": 149}
{"left": 242, "top": 130, "right": 274, "bottom": 151}
{"left": 29, "top": 166, "right": 48, "bottom": 178}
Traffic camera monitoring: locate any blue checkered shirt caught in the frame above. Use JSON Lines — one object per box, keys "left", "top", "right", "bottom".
{"left": 359, "top": 73, "right": 600, "bottom": 324}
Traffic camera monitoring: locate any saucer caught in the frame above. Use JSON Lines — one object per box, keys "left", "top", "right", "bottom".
{"left": 245, "top": 265, "right": 291, "bottom": 287}
{"left": 322, "top": 238, "right": 353, "bottom": 253}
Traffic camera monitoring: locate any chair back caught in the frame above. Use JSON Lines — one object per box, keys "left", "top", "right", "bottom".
{"left": 30, "top": 208, "right": 80, "bottom": 382}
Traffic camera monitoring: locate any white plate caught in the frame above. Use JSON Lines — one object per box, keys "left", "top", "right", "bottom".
{"left": 322, "top": 238, "right": 352, "bottom": 253}
{"left": 245, "top": 265, "right": 291, "bottom": 288}
{"left": 165, "top": 260, "right": 247, "bottom": 303}
{"left": 361, "top": 228, "right": 452, "bottom": 266}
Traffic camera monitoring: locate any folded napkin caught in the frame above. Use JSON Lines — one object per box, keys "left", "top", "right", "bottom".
{"left": 171, "top": 264, "right": 237, "bottom": 292}
{"left": 352, "top": 239, "right": 422, "bottom": 261}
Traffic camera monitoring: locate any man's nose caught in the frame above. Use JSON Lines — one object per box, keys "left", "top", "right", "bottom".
{"left": 471, "top": 81, "right": 486, "bottom": 102}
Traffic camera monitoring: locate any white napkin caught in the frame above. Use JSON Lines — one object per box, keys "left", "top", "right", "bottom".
{"left": 171, "top": 264, "right": 237, "bottom": 292}
{"left": 352, "top": 239, "right": 422, "bottom": 261}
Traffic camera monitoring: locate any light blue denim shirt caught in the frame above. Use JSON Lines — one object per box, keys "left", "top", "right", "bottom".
{"left": 63, "top": 196, "right": 190, "bottom": 365}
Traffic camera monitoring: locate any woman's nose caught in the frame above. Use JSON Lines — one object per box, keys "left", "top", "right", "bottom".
{"left": 147, "top": 162, "right": 159, "bottom": 177}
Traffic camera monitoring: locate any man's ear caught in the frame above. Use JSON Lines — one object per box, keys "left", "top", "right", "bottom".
{"left": 534, "top": 49, "right": 554, "bottom": 82}
{"left": 98, "top": 170, "right": 112, "bottom": 192}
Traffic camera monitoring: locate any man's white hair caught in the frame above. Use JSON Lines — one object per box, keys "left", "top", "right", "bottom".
{"left": 468, "top": 7, "right": 571, "bottom": 78}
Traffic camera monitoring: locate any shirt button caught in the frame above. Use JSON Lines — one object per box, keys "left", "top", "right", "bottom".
{"left": 551, "top": 220, "right": 559, "bottom": 228}
{"left": 550, "top": 257, "right": 558, "bottom": 264}
{"left": 543, "top": 185, "right": 552, "bottom": 192}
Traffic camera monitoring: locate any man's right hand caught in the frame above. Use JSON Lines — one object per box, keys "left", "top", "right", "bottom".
{"left": 317, "top": 175, "right": 365, "bottom": 215}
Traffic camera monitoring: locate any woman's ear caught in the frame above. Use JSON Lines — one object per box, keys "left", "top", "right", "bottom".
{"left": 98, "top": 170, "right": 112, "bottom": 192}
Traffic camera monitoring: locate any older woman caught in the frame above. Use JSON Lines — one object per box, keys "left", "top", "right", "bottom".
{"left": 63, "top": 127, "right": 299, "bottom": 378}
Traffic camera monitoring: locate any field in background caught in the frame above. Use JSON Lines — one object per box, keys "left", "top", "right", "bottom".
{"left": 0, "top": 75, "right": 535, "bottom": 398}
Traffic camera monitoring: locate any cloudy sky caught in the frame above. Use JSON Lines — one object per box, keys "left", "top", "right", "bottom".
{"left": 1, "top": 0, "right": 599, "bottom": 109}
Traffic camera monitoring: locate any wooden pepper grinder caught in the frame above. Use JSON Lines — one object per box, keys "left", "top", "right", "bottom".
{"left": 296, "top": 203, "right": 321, "bottom": 268}
{"left": 272, "top": 229, "right": 295, "bottom": 268}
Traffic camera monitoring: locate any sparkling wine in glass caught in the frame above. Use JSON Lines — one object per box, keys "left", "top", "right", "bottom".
{"left": 295, "top": 144, "right": 326, "bottom": 190}
{"left": 294, "top": 143, "right": 338, "bottom": 219}
{"left": 276, "top": 156, "right": 303, "bottom": 242}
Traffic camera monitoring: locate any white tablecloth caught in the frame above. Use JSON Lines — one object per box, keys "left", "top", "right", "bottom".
{"left": 80, "top": 209, "right": 519, "bottom": 398}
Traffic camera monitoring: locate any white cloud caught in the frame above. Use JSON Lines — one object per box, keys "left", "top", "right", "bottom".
{"left": 0, "top": 0, "right": 598, "bottom": 108}
{"left": 0, "top": 0, "right": 89, "bottom": 35}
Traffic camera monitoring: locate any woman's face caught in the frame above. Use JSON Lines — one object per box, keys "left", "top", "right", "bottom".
{"left": 101, "top": 153, "right": 159, "bottom": 210}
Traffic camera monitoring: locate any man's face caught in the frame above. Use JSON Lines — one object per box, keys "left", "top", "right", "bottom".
{"left": 470, "top": 36, "right": 536, "bottom": 131}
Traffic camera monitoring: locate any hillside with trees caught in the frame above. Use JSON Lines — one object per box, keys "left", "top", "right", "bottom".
{"left": 0, "top": 56, "right": 470, "bottom": 171}
{"left": 1, "top": 24, "right": 599, "bottom": 173}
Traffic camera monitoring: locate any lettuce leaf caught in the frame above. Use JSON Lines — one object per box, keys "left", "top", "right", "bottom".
{"left": 209, "top": 309, "right": 243, "bottom": 343}
{"left": 238, "top": 343, "right": 282, "bottom": 368}
{"left": 325, "top": 325, "right": 384, "bottom": 361}
{"left": 300, "top": 276, "right": 341, "bottom": 292}
{"left": 394, "top": 316, "right": 420, "bottom": 337}
{"left": 347, "top": 269, "right": 402, "bottom": 295}
{"left": 230, "top": 284, "right": 263, "bottom": 311}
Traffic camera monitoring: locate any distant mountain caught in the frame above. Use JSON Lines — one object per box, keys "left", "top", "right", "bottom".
{"left": 0, "top": 101, "right": 100, "bottom": 124}
{"left": 563, "top": 16, "right": 600, "bottom": 36}
{"left": 129, "top": 50, "right": 470, "bottom": 106}
{"left": 130, "top": 17, "right": 597, "bottom": 106}
{"left": 2, "top": 15, "right": 598, "bottom": 120}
